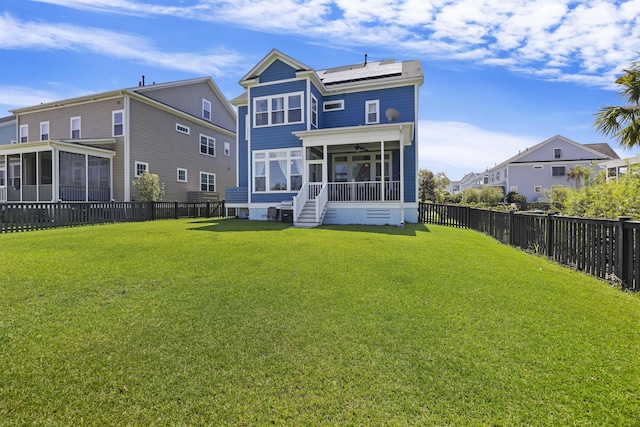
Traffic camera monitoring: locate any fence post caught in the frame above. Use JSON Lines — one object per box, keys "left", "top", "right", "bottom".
{"left": 616, "top": 216, "right": 632, "bottom": 288}
{"left": 150, "top": 201, "right": 156, "bottom": 221}
{"left": 508, "top": 210, "right": 515, "bottom": 246}
{"left": 174, "top": 201, "right": 179, "bottom": 220}
{"left": 546, "top": 213, "right": 555, "bottom": 258}
{"left": 206, "top": 201, "right": 211, "bottom": 218}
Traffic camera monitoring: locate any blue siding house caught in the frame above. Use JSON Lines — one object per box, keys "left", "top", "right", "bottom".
{"left": 226, "top": 49, "right": 423, "bottom": 226}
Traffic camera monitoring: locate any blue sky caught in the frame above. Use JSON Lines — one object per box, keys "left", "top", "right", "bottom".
{"left": 1, "top": 0, "right": 640, "bottom": 180}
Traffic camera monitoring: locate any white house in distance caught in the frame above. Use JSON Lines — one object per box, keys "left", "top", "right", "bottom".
{"left": 450, "top": 135, "right": 619, "bottom": 202}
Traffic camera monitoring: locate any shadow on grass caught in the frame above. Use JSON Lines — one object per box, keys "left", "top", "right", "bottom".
{"left": 188, "top": 218, "right": 430, "bottom": 235}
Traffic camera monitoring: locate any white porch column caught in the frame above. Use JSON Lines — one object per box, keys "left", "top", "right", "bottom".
{"left": 85, "top": 154, "right": 89, "bottom": 201}
{"left": 399, "top": 129, "right": 405, "bottom": 225}
{"left": 380, "top": 140, "right": 385, "bottom": 201}
{"left": 322, "top": 145, "right": 328, "bottom": 183}
{"left": 52, "top": 148, "right": 59, "bottom": 201}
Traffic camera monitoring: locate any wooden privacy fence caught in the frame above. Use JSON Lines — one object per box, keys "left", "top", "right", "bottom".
{"left": 419, "top": 203, "right": 640, "bottom": 291}
{"left": 0, "top": 200, "right": 225, "bottom": 233}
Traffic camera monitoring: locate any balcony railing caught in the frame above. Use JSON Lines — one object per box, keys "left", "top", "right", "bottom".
{"left": 327, "top": 181, "right": 400, "bottom": 202}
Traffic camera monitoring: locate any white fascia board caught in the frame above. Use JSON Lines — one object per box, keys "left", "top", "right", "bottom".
{"left": 293, "top": 122, "right": 414, "bottom": 147}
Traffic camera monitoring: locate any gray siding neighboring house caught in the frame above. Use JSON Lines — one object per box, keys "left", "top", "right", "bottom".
{"left": 1, "top": 77, "right": 236, "bottom": 203}
{"left": 0, "top": 116, "right": 16, "bottom": 145}
{"left": 459, "top": 135, "right": 619, "bottom": 202}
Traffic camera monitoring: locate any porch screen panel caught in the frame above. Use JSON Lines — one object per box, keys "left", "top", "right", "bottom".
{"left": 59, "top": 152, "right": 86, "bottom": 201}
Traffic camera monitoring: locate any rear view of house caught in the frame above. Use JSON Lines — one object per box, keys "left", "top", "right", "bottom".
{"left": 226, "top": 49, "right": 423, "bottom": 226}
{"left": 1, "top": 77, "right": 236, "bottom": 203}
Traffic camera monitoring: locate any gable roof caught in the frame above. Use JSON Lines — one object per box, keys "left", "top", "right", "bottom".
{"left": 239, "top": 49, "right": 313, "bottom": 86}
{"left": 584, "top": 143, "right": 620, "bottom": 159}
{"left": 487, "top": 135, "right": 616, "bottom": 172}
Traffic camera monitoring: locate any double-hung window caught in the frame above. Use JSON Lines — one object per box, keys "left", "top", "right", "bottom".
{"left": 177, "top": 168, "right": 187, "bottom": 182}
{"left": 311, "top": 95, "right": 318, "bottom": 128}
{"left": 253, "top": 149, "right": 302, "bottom": 192}
{"left": 70, "top": 116, "right": 81, "bottom": 139}
{"left": 202, "top": 98, "right": 211, "bottom": 121}
{"left": 365, "top": 100, "right": 379, "bottom": 124}
{"left": 552, "top": 166, "right": 566, "bottom": 177}
{"left": 200, "top": 172, "right": 215, "bottom": 191}
{"left": 113, "top": 110, "right": 124, "bottom": 136}
{"left": 200, "top": 134, "right": 215, "bottom": 156}
{"left": 253, "top": 92, "right": 304, "bottom": 127}
{"left": 40, "top": 121, "right": 49, "bottom": 140}
{"left": 19, "top": 125, "right": 28, "bottom": 143}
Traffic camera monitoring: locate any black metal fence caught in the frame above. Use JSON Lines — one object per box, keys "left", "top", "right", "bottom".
{"left": 0, "top": 201, "right": 225, "bottom": 233}
{"left": 419, "top": 203, "right": 640, "bottom": 291}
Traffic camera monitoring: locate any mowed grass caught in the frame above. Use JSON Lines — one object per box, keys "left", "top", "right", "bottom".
{"left": 1, "top": 219, "right": 640, "bottom": 426}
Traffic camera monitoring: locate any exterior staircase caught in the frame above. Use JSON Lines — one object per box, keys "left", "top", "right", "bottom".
{"left": 294, "top": 199, "right": 324, "bottom": 228}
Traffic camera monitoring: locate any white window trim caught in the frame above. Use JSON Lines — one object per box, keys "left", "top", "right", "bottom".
{"left": 177, "top": 168, "right": 188, "bottom": 182}
{"left": 534, "top": 185, "right": 542, "bottom": 193}
{"left": 113, "top": 110, "right": 124, "bottom": 137}
{"left": 19, "top": 124, "right": 28, "bottom": 143}
{"left": 253, "top": 91, "right": 304, "bottom": 128}
{"left": 70, "top": 116, "right": 81, "bottom": 139}
{"left": 323, "top": 100, "right": 344, "bottom": 111}
{"left": 40, "top": 121, "right": 50, "bottom": 141}
{"left": 252, "top": 148, "right": 303, "bottom": 193}
{"left": 552, "top": 165, "right": 566, "bottom": 177}
{"left": 224, "top": 141, "right": 231, "bottom": 156}
{"left": 365, "top": 100, "right": 380, "bottom": 124}
{"left": 135, "top": 161, "right": 149, "bottom": 177}
{"left": 533, "top": 165, "right": 543, "bottom": 170}
{"left": 199, "top": 134, "right": 216, "bottom": 157}
{"left": 176, "top": 123, "right": 190, "bottom": 135}
{"left": 331, "top": 151, "right": 393, "bottom": 182}
{"left": 202, "top": 98, "right": 212, "bottom": 121}
{"left": 200, "top": 171, "right": 216, "bottom": 192}
{"left": 554, "top": 148, "right": 562, "bottom": 159}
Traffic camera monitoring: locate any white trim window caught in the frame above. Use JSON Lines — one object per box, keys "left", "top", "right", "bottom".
{"left": 311, "top": 95, "right": 318, "bottom": 128}
{"left": 200, "top": 134, "right": 215, "bottom": 157}
{"left": 534, "top": 185, "right": 542, "bottom": 193}
{"left": 552, "top": 166, "right": 566, "bottom": 177}
{"left": 252, "top": 148, "right": 302, "bottom": 193}
{"left": 19, "top": 124, "right": 28, "bottom": 143}
{"left": 70, "top": 116, "right": 81, "bottom": 139}
{"left": 113, "top": 110, "right": 124, "bottom": 136}
{"left": 323, "top": 100, "right": 344, "bottom": 111}
{"left": 135, "top": 161, "right": 149, "bottom": 177}
{"left": 254, "top": 92, "right": 303, "bottom": 127}
{"left": 200, "top": 172, "right": 216, "bottom": 192}
{"left": 202, "top": 98, "right": 212, "bottom": 121}
{"left": 177, "top": 168, "right": 187, "bottom": 182}
{"left": 224, "top": 141, "right": 231, "bottom": 156}
{"left": 40, "top": 121, "right": 50, "bottom": 141}
{"left": 554, "top": 148, "right": 562, "bottom": 159}
{"left": 176, "top": 123, "right": 190, "bottom": 135}
{"left": 365, "top": 100, "right": 379, "bottom": 124}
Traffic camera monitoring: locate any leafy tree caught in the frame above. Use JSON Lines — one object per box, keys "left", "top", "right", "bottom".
{"left": 461, "top": 186, "right": 504, "bottom": 207}
{"left": 418, "top": 170, "right": 451, "bottom": 202}
{"left": 505, "top": 191, "right": 526, "bottom": 204}
{"left": 566, "top": 164, "right": 592, "bottom": 189}
{"left": 547, "top": 184, "right": 571, "bottom": 211}
{"left": 133, "top": 171, "right": 165, "bottom": 202}
{"left": 594, "top": 61, "right": 640, "bottom": 148}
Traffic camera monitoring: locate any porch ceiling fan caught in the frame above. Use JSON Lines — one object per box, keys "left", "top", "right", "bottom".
{"left": 354, "top": 144, "right": 369, "bottom": 152}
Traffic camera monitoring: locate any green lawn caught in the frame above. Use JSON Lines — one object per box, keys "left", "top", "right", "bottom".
{"left": 1, "top": 219, "right": 639, "bottom": 426}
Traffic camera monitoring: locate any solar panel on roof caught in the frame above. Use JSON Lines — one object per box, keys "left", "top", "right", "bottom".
{"left": 319, "top": 62, "right": 403, "bottom": 84}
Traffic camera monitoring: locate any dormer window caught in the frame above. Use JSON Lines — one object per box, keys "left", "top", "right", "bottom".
{"left": 254, "top": 92, "right": 304, "bottom": 127}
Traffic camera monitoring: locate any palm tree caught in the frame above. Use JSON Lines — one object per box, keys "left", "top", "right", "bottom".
{"left": 566, "top": 165, "right": 591, "bottom": 189}
{"left": 594, "top": 63, "right": 640, "bottom": 148}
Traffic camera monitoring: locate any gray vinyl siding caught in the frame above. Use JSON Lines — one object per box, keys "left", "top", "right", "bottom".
{"left": 17, "top": 97, "right": 124, "bottom": 142}
{"left": 137, "top": 81, "right": 236, "bottom": 133}
{"left": 128, "top": 98, "right": 236, "bottom": 202}
{"left": 0, "top": 121, "right": 16, "bottom": 145}
{"left": 516, "top": 137, "right": 608, "bottom": 163}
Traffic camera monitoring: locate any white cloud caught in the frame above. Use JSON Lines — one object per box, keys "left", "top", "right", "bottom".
{"left": 31, "top": 0, "right": 640, "bottom": 88}
{"left": 0, "top": 13, "right": 245, "bottom": 76}
{"left": 418, "top": 120, "right": 540, "bottom": 179}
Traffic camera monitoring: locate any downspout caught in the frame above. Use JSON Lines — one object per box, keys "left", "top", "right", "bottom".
{"left": 52, "top": 145, "right": 59, "bottom": 201}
